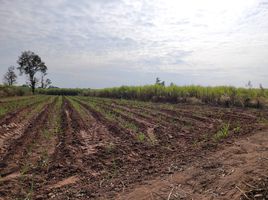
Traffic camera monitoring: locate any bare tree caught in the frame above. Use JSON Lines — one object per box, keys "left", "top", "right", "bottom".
{"left": 3, "top": 66, "right": 17, "bottom": 86}
{"left": 17, "top": 51, "right": 47, "bottom": 94}
{"left": 40, "top": 72, "right": 52, "bottom": 88}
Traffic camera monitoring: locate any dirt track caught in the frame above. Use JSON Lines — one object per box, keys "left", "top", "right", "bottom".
{"left": 0, "top": 96, "right": 267, "bottom": 199}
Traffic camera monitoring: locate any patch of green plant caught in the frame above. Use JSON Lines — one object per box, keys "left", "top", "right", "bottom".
{"left": 123, "top": 121, "right": 139, "bottom": 132}
{"left": 21, "top": 96, "right": 53, "bottom": 122}
{"left": 213, "top": 123, "right": 230, "bottom": 141}
{"left": 233, "top": 126, "right": 241, "bottom": 133}
{"left": 137, "top": 132, "right": 146, "bottom": 142}
{"left": 43, "top": 129, "right": 53, "bottom": 139}
{"left": 67, "top": 97, "right": 88, "bottom": 117}
{"left": 0, "top": 95, "right": 47, "bottom": 118}
{"left": 62, "top": 84, "right": 268, "bottom": 108}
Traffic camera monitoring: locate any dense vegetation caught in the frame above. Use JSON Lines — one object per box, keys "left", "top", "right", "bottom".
{"left": 0, "top": 85, "right": 31, "bottom": 97}
{"left": 36, "top": 88, "right": 83, "bottom": 96}
{"left": 36, "top": 85, "right": 268, "bottom": 108}
{"left": 2, "top": 84, "right": 267, "bottom": 108}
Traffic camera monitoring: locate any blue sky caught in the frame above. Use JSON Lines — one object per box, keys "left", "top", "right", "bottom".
{"left": 0, "top": 0, "right": 268, "bottom": 88}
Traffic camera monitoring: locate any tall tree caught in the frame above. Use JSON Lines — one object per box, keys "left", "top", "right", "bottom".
{"left": 17, "top": 51, "right": 47, "bottom": 94}
{"left": 3, "top": 66, "right": 17, "bottom": 86}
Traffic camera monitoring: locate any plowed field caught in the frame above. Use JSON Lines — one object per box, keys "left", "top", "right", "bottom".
{"left": 0, "top": 96, "right": 267, "bottom": 199}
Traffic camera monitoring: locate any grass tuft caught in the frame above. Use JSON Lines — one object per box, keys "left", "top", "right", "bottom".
{"left": 213, "top": 123, "right": 230, "bottom": 141}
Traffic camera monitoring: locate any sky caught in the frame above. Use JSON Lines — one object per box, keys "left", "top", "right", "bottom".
{"left": 0, "top": 0, "right": 268, "bottom": 88}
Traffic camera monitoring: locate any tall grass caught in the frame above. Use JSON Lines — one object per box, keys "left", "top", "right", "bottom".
{"left": 26, "top": 84, "right": 268, "bottom": 108}
{"left": 84, "top": 85, "right": 268, "bottom": 108}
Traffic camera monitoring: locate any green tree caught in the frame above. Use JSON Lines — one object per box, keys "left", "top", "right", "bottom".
{"left": 3, "top": 66, "right": 17, "bottom": 86}
{"left": 17, "top": 51, "right": 47, "bottom": 94}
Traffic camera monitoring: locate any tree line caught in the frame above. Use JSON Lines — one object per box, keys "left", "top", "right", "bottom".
{"left": 2, "top": 51, "right": 51, "bottom": 94}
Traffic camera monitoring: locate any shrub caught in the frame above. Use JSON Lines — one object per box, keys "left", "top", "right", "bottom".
{"left": 0, "top": 85, "right": 31, "bottom": 97}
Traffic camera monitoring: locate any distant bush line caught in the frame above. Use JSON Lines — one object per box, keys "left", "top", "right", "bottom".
{"left": 38, "top": 85, "right": 268, "bottom": 108}
{"left": 1, "top": 85, "right": 267, "bottom": 108}
{"left": 0, "top": 85, "right": 32, "bottom": 97}
{"left": 36, "top": 88, "right": 82, "bottom": 96}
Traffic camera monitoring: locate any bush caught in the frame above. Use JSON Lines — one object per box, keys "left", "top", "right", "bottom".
{"left": 36, "top": 88, "right": 83, "bottom": 96}
{"left": 0, "top": 85, "right": 31, "bottom": 97}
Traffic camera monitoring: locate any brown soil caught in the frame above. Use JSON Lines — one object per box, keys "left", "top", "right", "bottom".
{"left": 117, "top": 130, "right": 268, "bottom": 200}
{"left": 0, "top": 96, "right": 57, "bottom": 198}
{"left": 0, "top": 96, "right": 50, "bottom": 156}
{"left": 0, "top": 96, "right": 267, "bottom": 200}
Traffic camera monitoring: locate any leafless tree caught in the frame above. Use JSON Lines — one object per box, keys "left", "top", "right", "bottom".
{"left": 3, "top": 66, "right": 17, "bottom": 86}
{"left": 40, "top": 72, "right": 52, "bottom": 88}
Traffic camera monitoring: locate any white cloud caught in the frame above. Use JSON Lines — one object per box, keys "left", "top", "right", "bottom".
{"left": 0, "top": 0, "right": 267, "bottom": 88}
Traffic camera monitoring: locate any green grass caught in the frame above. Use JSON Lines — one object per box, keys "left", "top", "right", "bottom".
{"left": 137, "top": 132, "right": 146, "bottom": 142}
{"left": 0, "top": 95, "right": 48, "bottom": 118}
{"left": 213, "top": 123, "right": 230, "bottom": 141}
{"left": 67, "top": 96, "right": 88, "bottom": 117}
{"left": 233, "top": 126, "right": 241, "bottom": 133}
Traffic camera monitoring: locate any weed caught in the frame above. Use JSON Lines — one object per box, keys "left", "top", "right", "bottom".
{"left": 233, "top": 126, "right": 241, "bottom": 133}
{"left": 137, "top": 132, "right": 146, "bottom": 142}
{"left": 43, "top": 129, "right": 53, "bottom": 139}
{"left": 20, "top": 163, "right": 31, "bottom": 175}
{"left": 123, "top": 121, "right": 139, "bottom": 132}
{"left": 213, "top": 123, "right": 230, "bottom": 141}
